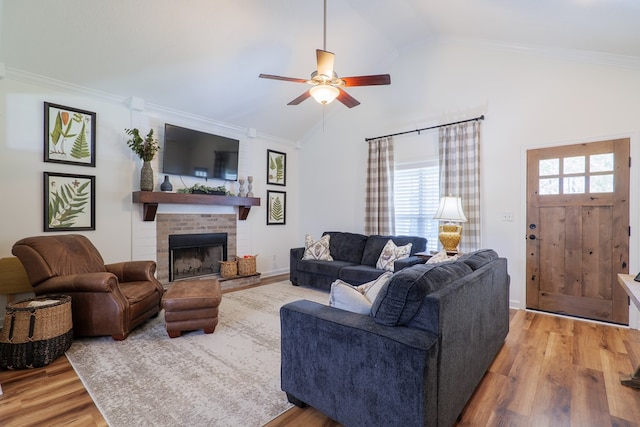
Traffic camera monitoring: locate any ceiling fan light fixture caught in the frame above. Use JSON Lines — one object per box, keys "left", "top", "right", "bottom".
{"left": 258, "top": 0, "right": 390, "bottom": 108}
{"left": 310, "top": 84, "right": 339, "bottom": 105}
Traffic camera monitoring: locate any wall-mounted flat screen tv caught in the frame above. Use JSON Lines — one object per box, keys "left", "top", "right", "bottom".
{"left": 163, "top": 123, "right": 239, "bottom": 181}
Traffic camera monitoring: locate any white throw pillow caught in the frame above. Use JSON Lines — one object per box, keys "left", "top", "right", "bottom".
{"left": 329, "top": 272, "right": 393, "bottom": 314}
{"left": 302, "top": 234, "right": 333, "bottom": 261}
{"left": 329, "top": 280, "right": 372, "bottom": 314}
{"left": 426, "top": 251, "right": 460, "bottom": 264}
{"left": 376, "top": 239, "right": 412, "bottom": 271}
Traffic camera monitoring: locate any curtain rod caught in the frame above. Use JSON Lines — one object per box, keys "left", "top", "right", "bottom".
{"left": 365, "top": 115, "right": 485, "bottom": 142}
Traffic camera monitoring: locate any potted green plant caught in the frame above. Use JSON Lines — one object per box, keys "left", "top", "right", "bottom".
{"left": 125, "top": 128, "right": 160, "bottom": 191}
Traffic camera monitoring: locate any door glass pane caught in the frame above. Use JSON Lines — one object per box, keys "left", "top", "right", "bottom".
{"left": 590, "top": 174, "right": 614, "bottom": 193}
{"left": 564, "top": 176, "right": 585, "bottom": 194}
{"left": 539, "top": 159, "right": 559, "bottom": 176}
{"left": 590, "top": 153, "right": 614, "bottom": 172}
{"left": 539, "top": 178, "right": 559, "bottom": 195}
{"left": 564, "top": 156, "right": 585, "bottom": 174}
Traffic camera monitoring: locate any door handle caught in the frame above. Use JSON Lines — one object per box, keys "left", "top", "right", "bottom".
{"left": 529, "top": 234, "right": 537, "bottom": 240}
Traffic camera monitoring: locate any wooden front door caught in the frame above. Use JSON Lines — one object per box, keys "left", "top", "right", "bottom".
{"left": 526, "top": 138, "right": 630, "bottom": 324}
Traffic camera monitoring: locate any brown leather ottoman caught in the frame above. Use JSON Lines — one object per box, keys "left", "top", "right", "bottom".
{"left": 162, "top": 279, "right": 222, "bottom": 338}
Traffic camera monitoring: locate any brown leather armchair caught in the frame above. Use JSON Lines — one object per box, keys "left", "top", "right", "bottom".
{"left": 12, "top": 234, "right": 164, "bottom": 340}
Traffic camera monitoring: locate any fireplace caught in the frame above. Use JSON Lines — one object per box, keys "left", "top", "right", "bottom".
{"left": 168, "top": 233, "right": 227, "bottom": 282}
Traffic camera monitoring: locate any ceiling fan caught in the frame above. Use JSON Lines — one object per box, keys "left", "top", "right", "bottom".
{"left": 259, "top": 0, "right": 391, "bottom": 108}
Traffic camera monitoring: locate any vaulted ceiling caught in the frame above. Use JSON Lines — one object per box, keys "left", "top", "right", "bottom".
{"left": 2, "top": 0, "right": 639, "bottom": 141}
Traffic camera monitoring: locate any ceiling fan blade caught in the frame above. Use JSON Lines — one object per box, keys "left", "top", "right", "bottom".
{"left": 341, "top": 74, "right": 391, "bottom": 86}
{"left": 259, "top": 74, "right": 308, "bottom": 84}
{"left": 316, "top": 49, "right": 335, "bottom": 78}
{"left": 287, "top": 91, "right": 312, "bottom": 106}
{"left": 337, "top": 89, "right": 360, "bottom": 108}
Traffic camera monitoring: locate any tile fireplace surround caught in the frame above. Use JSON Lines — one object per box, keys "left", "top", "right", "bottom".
{"left": 156, "top": 213, "right": 237, "bottom": 284}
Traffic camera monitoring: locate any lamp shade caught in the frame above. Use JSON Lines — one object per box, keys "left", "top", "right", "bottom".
{"left": 310, "top": 84, "right": 340, "bottom": 105}
{"left": 433, "top": 196, "right": 467, "bottom": 222}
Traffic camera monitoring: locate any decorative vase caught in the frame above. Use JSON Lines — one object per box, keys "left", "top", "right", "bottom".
{"left": 160, "top": 175, "right": 173, "bottom": 192}
{"left": 140, "top": 161, "right": 154, "bottom": 191}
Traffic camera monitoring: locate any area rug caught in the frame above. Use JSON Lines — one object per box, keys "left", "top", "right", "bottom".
{"left": 65, "top": 281, "right": 329, "bottom": 427}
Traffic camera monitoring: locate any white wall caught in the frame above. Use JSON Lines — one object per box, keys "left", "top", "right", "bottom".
{"left": 298, "top": 39, "right": 640, "bottom": 327}
{"left": 0, "top": 75, "right": 298, "bottom": 311}
{"left": 2, "top": 38, "right": 639, "bottom": 328}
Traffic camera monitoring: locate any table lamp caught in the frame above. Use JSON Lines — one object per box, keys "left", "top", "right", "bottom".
{"left": 433, "top": 196, "right": 467, "bottom": 254}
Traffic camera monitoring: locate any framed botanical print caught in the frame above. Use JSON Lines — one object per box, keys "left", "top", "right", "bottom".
{"left": 267, "top": 149, "right": 286, "bottom": 186}
{"left": 44, "top": 172, "right": 96, "bottom": 231}
{"left": 267, "top": 190, "right": 286, "bottom": 225}
{"left": 44, "top": 102, "right": 96, "bottom": 167}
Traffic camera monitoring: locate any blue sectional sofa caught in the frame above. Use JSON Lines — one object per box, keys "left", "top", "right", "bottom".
{"left": 289, "top": 231, "right": 427, "bottom": 290}
{"left": 280, "top": 249, "right": 510, "bottom": 427}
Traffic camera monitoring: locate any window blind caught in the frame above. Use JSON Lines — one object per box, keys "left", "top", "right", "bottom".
{"left": 394, "top": 160, "right": 440, "bottom": 253}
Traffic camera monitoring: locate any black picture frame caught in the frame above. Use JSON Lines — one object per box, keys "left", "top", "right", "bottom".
{"left": 267, "top": 149, "right": 286, "bottom": 186}
{"left": 44, "top": 102, "right": 96, "bottom": 167}
{"left": 44, "top": 172, "right": 96, "bottom": 232}
{"left": 266, "top": 190, "right": 286, "bottom": 225}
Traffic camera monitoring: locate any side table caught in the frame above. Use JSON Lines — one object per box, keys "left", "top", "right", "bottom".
{"left": 414, "top": 251, "right": 433, "bottom": 262}
{"left": 617, "top": 273, "right": 640, "bottom": 389}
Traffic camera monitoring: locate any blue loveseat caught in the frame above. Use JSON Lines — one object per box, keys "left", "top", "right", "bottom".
{"left": 289, "top": 231, "right": 427, "bottom": 290}
{"left": 280, "top": 249, "right": 510, "bottom": 427}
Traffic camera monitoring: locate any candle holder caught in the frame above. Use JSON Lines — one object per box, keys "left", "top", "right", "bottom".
{"left": 247, "top": 176, "right": 254, "bottom": 197}
{"left": 238, "top": 178, "right": 246, "bottom": 197}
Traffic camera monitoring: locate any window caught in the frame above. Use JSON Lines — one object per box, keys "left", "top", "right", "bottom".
{"left": 538, "top": 152, "right": 614, "bottom": 195}
{"left": 394, "top": 160, "right": 440, "bottom": 253}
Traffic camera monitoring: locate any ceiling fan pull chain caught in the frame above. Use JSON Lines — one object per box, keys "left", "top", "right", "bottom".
{"left": 323, "top": 105, "right": 326, "bottom": 132}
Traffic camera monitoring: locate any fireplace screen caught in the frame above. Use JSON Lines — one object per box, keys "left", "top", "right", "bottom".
{"left": 168, "top": 233, "right": 227, "bottom": 282}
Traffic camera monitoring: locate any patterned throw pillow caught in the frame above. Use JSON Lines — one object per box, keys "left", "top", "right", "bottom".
{"left": 358, "top": 271, "right": 394, "bottom": 302}
{"left": 375, "top": 239, "right": 412, "bottom": 271}
{"left": 302, "top": 234, "right": 333, "bottom": 261}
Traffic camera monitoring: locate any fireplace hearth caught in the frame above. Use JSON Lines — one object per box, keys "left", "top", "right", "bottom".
{"left": 168, "top": 233, "right": 227, "bottom": 282}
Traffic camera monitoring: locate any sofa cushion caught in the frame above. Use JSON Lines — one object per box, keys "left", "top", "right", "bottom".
{"left": 338, "top": 265, "right": 388, "bottom": 285}
{"left": 297, "top": 259, "right": 357, "bottom": 277}
{"left": 322, "top": 232, "right": 368, "bottom": 264}
{"left": 329, "top": 271, "right": 393, "bottom": 314}
{"left": 361, "top": 235, "right": 427, "bottom": 267}
{"left": 302, "top": 234, "right": 333, "bottom": 261}
{"left": 457, "top": 249, "right": 498, "bottom": 270}
{"left": 375, "top": 239, "right": 412, "bottom": 271}
{"left": 371, "top": 262, "right": 473, "bottom": 326}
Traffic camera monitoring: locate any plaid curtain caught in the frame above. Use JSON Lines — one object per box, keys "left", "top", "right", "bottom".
{"left": 438, "top": 122, "right": 481, "bottom": 251}
{"left": 364, "top": 137, "right": 395, "bottom": 235}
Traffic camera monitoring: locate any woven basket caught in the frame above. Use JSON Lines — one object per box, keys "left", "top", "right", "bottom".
{"left": 219, "top": 259, "right": 238, "bottom": 278}
{"left": 0, "top": 295, "right": 73, "bottom": 370}
{"left": 237, "top": 255, "right": 257, "bottom": 276}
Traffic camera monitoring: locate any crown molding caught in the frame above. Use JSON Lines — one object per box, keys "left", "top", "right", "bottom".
{"left": 4, "top": 67, "right": 295, "bottom": 146}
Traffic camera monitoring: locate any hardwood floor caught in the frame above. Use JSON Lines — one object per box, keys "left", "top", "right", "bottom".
{"left": 2, "top": 279, "right": 640, "bottom": 426}
{"left": 0, "top": 356, "right": 107, "bottom": 426}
